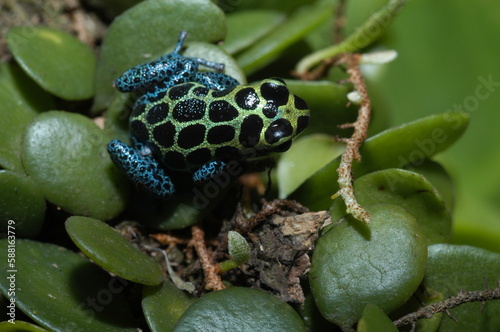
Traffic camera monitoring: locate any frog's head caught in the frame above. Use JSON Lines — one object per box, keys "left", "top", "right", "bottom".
{"left": 236, "top": 78, "right": 310, "bottom": 154}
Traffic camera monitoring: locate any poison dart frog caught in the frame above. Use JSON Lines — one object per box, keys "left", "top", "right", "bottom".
{"left": 107, "top": 31, "right": 310, "bottom": 197}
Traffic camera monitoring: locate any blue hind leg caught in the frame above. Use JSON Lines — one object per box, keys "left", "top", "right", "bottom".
{"left": 107, "top": 139, "right": 175, "bottom": 197}
{"left": 194, "top": 72, "right": 239, "bottom": 90}
{"left": 192, "top": 160, "right": 227, "bottom": 183}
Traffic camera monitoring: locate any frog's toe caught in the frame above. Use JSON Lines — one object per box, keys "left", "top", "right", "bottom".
{"left": 193, "top": 160, "right": 227, "bottom": 183}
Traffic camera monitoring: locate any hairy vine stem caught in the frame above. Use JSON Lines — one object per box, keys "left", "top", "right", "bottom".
{"left": 332, "top": 53, "right": 371, "bottom": 223}
{"left": 394, "top": 280, "right": 500, "bottom": 330}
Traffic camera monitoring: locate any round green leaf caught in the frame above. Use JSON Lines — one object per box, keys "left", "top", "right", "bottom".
{"left": 403, "top": 159, "right": 455, "bottom": 213}
{"left": 423, "top": 244, "right": 500, "bottom": 331}
{"left": 277, "top": 134, "right": 344, "bottom": 198}
{"left": 0, "top": 63, "right": 54, "bottom": 172}
{"left": 92, "top": 0, "right": 226, "bottom": 112}
{"left": 330, "top": 168, "right": 452, "bottom": 244}
{"left": 0, "top": 320, "right": 48, "bottom": 331}
{"left": 142, "top": 281, "right": 194, "bottom": 332}
{"left": 357, "top": 304, "right": 398, "bottom": 332}
{"left": 66, "top": 216, "right": 163, "bottom": 285}
{"left": 292, "top": 112, "right": 470, "bottom": 211}
{"left": 0, "top": 239, "right": 138, "bottom": 331}
{"left": 0, "top": 171, "right": 46, "bottom": 238}
{"left": 7, "top": 27, "right": 95, "bottom": 100}
{"left": 173, "top": 287, "right": 306, "bottom": 332}
{"left": 21, "top": 111, "right": 130, "bottom": 220}
{"left": 223, "top": 10, "right": 286, "bottom": 54}
{"left": 310, "top": 204, "right": 428, "bottom": 329}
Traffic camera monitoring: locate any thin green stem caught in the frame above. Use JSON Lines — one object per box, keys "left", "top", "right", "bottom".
{"left": 295, "top": 0, "right": 407, "bottom": 75}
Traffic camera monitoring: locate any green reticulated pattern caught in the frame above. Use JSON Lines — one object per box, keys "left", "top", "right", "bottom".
{"left": 130, "top": 79, "right": 309, "bottom": 171}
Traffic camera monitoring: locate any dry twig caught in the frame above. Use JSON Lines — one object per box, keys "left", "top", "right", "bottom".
{"left": 332, "top": 53, "right": 372, "bottom": 223}
{"left": 191, "top": 225, "right": 225, "bottom": 291}
{"left": 394, "top": 280, "right": 500, "bottom": 329}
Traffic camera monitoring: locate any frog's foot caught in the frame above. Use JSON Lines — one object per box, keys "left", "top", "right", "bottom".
{"left": 108, "top": 140, "right": 175, "bottom": 197}
{"left": 194, "top": 72, "right": 240, "bottom": 91}
{"left": 192, "top": 160, "right": 228, "bottom": 183}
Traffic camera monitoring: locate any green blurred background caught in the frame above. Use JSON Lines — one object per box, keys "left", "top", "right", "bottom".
{"left": 365, "top": 0, "right": 500, "bottom": 252}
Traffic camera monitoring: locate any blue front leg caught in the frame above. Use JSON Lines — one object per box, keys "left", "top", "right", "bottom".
{"left": 108, "top": 140, "right": 175, "bottom": 197}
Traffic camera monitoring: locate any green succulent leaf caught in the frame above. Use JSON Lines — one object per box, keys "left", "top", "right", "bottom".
{"left": 277, "top": 134, "right": 344, "bottom": 198}
{"left": 142, "top": 281, "right": 195, "bottom": 332}
{"left": 236, "top": 2, "right": 333, "bottom": 75}
{"left": 402, "top": 159, "right": 455, "bottom": 213}
{"left": 227, "top": 231, "right": 251, "bottom": 265}
{"left": 21, "top": 111, "right": 130, "bottom": 220}
{"left": 92, "top": 0, "right": 226, "bottom": 112}
{"left": 173, "top": 287, "right": 306, "bottom": 332}
{"left": 0, "top": 170, "right": 46, "bottom": 238}
{"left": 310, "top": 204, "right": 428, "bottom": 329}
{"left": 7, "top": 27, "right": 95, "bottom": 100}
{"left": 291, "top": 112, "right": 470, "bottom": 211}
{"left": 330, "top": 168, "right": 452, "bottom": 244}
{"left": 423, "top": 244, "right": 500, "bottom": 332}
{"left": 0, "top": 239, "right": 138, "bottom": 331}
{"left": 223, "top": 10, "right": 286, "bottom": 55}
{"left": 0, "top": 63, "right": 53, "bottom": 172}
{"left": 357, "top": 304, "right": 399, "bottom": 332}
{"left": 66, "top": 216, "right": 164, "bottom": 285}
{"left": 0, "top": 320, "right": 48, "bottom": 331}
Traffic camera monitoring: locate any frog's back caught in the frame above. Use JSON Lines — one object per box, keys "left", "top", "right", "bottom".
{"left": 130, "top": 79, "right": 309, "bottom": 172}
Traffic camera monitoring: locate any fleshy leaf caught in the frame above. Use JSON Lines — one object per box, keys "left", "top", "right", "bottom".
{"left": 0, "top": 320, "right": 48, "bottom": 331}
{"left": 0, "top": 239, "right": 138, "bottom": 331}
{"left": 330, "top": 168, "right": 452, "bottom": 244}
{"left": 142, "top": 281, "right": 194, "bottom": 332}
{"left": 0, "top": 63, "right": 53, "bottom": 171}
{"left": 277, "top": 134, "right": 344, "bottom": 198}
{"left": 310, "top": 204, "right": 427, "bottom": 329}
{"left": 7, "top": 27, "right": 95, "bottom": 100}
{"left": 236, "top": 2, "right": 333, "bottom": 75}
{"left": 223, "top": 10, "right": 286, "bottom": 55}
{"left": 21, "top": 111, "right": 130, "bottom": 220}
{"left": 173, "top": 287, "right": 306, "bottom": 331}
{"left": 423, "top": 244, "right": 500, "bottom": 331}
{"left": 0, "top": 170, "right": 46, "bottom": 238}
{"left": 357, "top": 304, "right": 398, "bottom": 332}
{"left": 66, "top": 216, "right": 164, "bottom": 285}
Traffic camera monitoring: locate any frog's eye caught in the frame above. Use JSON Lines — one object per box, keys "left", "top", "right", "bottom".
{"left": 264, "top": 118, "right": 294, "bottom": 144}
